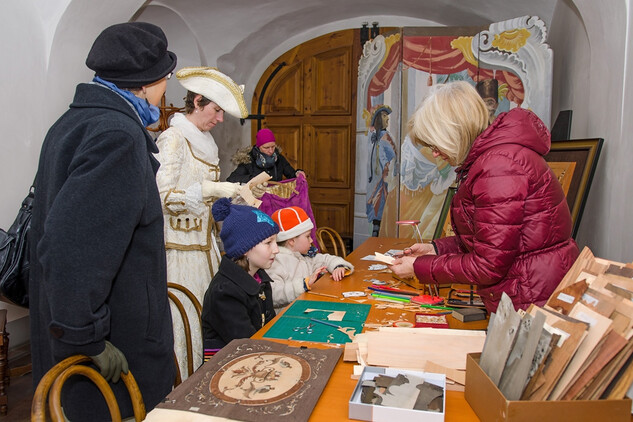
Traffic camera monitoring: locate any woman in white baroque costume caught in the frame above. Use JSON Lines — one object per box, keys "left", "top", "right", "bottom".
{"left": 155, "top": 67, "right": 249, "bottom": 380}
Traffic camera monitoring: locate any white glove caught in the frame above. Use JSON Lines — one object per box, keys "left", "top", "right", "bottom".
{"left": 251, "top": 183, "right": 267, "bottom": 199}
{"left": 202, "top": 181, "right": 241, "bottom": 199}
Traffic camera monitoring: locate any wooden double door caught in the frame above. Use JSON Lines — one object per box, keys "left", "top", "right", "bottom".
{"left": 252, "top": 29, "right": 360, "bottom": 240}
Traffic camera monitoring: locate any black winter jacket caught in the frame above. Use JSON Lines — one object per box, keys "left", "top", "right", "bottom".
{"left": 226, "top": 145, "right": 299, "bottom": 183}
{"left": 29, "top": 83, "right": 175, "bottom": 421}
{"left": 202, "top": 256, "right": 276, "bottom": 351}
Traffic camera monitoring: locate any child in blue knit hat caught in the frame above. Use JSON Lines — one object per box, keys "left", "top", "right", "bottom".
{"left": 201, "top": 197, "right": 279, "bottom": 361}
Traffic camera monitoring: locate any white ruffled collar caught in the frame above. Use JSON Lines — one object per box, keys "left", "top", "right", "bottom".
{"left": 169, "top": 112, "right": 219, "bottom": 165}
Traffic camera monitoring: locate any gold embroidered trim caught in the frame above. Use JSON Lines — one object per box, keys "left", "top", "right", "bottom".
{"left": 165, "top": 242, "right": 210, "bottom": 251}
{"left": 164, "top": 189, "right": 187, "bottom": 216}
{"left": 165, "top": 204, "right": 218, "bottom": 251}
{"left": 169, "top": 216, "right": 203, "bottom": 232}
{"left": 184, "top": 141, "right": 221, "bottom": 181}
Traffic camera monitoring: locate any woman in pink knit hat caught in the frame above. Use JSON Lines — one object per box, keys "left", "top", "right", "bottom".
{"left": 227, "top": 128, "right": 305, "bottom": 183}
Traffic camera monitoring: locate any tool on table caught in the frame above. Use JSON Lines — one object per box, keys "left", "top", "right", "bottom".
{"left": 410, "top": 294, "right": 445, "bottom": 305}
{"left": 418, "top": 303, "right": 457, "bottom": 311}
{"left": 293, "top": 323, "right": 314, "bottom": 334}
{"left": 342, "top": 291, "right": 367, "bottom": 298}
{"left": 309, "top": 318, "right": 356, "bottom": 341}
{"left": 306, "top": 291, "right": 339, "bottom": 299}
{"left": 368, "top": 285, "right": 420, "bottom": 296}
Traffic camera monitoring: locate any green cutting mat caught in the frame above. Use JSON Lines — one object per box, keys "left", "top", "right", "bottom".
{"left": 263, "top": 300, "right": 371, "bottom": 344}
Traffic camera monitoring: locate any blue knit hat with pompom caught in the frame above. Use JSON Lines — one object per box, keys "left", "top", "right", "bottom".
{"left": 212, "top": 197, "right": 279, "bottom": 259}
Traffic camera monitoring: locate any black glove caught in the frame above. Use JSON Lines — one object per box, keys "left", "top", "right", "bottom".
{"left": 89, "top": 341, "right": 129, "bottom": 383}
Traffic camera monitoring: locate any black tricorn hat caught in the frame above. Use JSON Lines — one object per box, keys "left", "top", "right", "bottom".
{"left": 86, "top": 22, "right": 177, "bottom": 88}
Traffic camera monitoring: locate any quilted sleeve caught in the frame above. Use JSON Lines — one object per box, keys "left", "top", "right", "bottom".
{"left": 414, "top": 153, "right": 528, "bottom": 287}
{"left": 268, "top": 258, "right": 304, "bottom": 308}
{"left": 433, "top": 236, "right": 461, "bottom": 254}
{"left": 311, "top": 253, "right": 354, "bottom": 274}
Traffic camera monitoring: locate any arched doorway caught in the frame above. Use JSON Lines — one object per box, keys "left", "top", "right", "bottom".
{"left": 252, "top": 29, "right": 361, "bottom": 244}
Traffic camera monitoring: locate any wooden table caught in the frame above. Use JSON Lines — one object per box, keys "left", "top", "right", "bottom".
{"left": 147, "top": 237, "right": 485, "bottom": 421}
{"left": 251, "top": 236, "right": 484, "bottom": 421}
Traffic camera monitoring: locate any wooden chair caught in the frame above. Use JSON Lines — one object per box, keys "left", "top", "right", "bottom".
{"left": 316, "top": 227, "right": 347, "bottom": 258}
{"left": 31, "top": 355, "right": 145, "bottom": 422}
{"left": 167, "top": 283, "right": 202, "bottom": 387}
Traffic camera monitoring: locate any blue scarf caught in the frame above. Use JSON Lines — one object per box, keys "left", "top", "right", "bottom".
{"left": 305, "top": 245, "right": 318, "bottom": 258}
{"left": 254, "top": 147, "right": 278, "bottom": 170}
{"left": 93, "top": 76, "right": 160, "bottom": 126}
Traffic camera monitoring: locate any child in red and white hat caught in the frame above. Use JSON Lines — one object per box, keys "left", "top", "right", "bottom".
{"left": 269, "top": 206, "right": 354, "bottom": 311}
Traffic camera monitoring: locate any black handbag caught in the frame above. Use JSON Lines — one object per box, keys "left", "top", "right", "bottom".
{"left": 0, "top": 186, "right": 34, "bottom": 308}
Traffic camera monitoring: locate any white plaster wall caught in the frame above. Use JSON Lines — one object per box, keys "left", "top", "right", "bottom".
{"left": 45, "top": 1, "right": 146, "bottom": 124}
{"left": 0, "top": 1, "right": 48, "bottom": 323}
{"left": 549, "top": 1, "right": 590, "bottom": 139}
{"left": 554, "top": 0, "right": 631, "bottom": 261}
{"left": 605, "top": 0, "right": 633, "bottom": 261}
{"left": 139, "top": 5, "right": 203, "bottom": 106}
{"left": 0, "top": 0, "right": 146, "bottom": 331}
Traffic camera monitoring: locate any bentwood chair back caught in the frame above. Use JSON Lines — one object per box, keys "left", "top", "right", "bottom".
{"left": 31, "top": 355, "right": 145, "bottom": 422}
{"left": 316, "top": 226, "right": 347, "bottom": 258}
{"left": 167, "top": 282, "right": 202, "bottom": 387}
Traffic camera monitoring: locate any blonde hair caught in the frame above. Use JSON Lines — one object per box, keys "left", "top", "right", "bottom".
{"left": 408, "top": 81, "right": 489, "bottom": 165}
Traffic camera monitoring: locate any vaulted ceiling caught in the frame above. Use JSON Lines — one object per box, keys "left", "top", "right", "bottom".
{"left": 137, "top": 0, "right": 565, "bottom": 97}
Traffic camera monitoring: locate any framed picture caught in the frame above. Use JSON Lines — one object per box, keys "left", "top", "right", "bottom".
{"left": 433, "top": 186, "right": 457, "bottom": 240}
{"left": 544, "top": 138, "right": 603, "bottom": 238}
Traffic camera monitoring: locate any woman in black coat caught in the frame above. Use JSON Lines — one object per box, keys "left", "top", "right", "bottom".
{"left": 202, "top": 198, "right": 279, "bottom": 360}
{"left": 29, "top": 22, "right": 177, "bottom": 421}
{"left": 227, "top": 128, "right": 305, "bottom": 183}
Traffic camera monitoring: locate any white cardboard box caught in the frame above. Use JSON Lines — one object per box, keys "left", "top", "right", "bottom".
{"left": 349, "top": 366, "right": 446, "bottom": 422}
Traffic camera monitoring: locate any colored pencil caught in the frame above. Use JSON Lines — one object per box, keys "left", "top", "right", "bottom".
{"left": 371, "top": 293, "right": 411, "bottom": 303}
{"left": 418, "top": 303, "right": 456, "bottom": 311}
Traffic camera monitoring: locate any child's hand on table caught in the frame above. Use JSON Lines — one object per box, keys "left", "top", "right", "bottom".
{"left": 330, "top": 266, "right": 347, "bottom": 281}
{"left": 307, "top": 266, "right": 328, "bottom": 288}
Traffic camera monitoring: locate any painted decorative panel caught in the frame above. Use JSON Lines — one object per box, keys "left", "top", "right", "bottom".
{"left": 354, "top": 17, "right": 553, "bottom": 242}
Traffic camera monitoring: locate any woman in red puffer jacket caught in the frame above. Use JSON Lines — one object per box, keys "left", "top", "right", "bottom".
{"left": 390, "top": 81, "right": 579, "bottom": 313}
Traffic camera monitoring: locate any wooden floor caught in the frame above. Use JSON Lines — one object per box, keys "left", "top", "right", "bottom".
{"left": 0, "top": 344, "right": 33, "bottom": 422}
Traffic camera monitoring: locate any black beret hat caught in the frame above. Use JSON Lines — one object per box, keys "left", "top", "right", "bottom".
{"left": 86, "top": 22, "right": 177, "bottom": 88}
